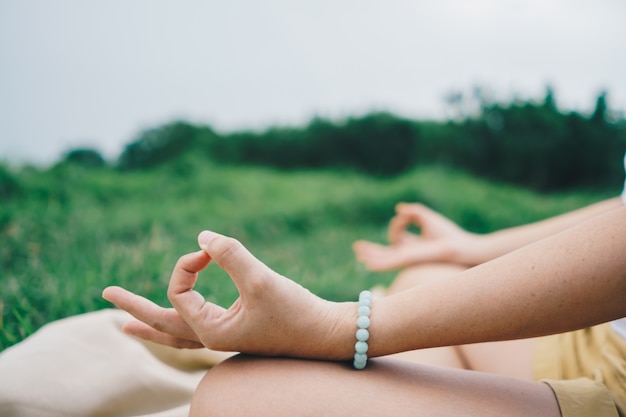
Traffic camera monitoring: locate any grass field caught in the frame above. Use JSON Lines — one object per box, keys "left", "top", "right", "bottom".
{"left": 0, "top": 158, "right": 617, "bottom": 351}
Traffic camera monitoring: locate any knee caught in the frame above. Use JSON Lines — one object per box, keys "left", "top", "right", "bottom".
{"left": 190, "top": 355, "right": 259, "bottom": 417}
{"left": 190, "top": 355, "right": 331, "bottom": 417}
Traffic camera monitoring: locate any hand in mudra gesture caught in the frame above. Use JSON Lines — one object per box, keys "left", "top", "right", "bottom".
{"left": 103, "top": 231, "right": 353, "bottom": 359}
{"left": 353, "top": 203, "right": 478, "bottom": 271}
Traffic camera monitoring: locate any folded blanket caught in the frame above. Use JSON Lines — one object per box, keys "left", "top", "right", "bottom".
{"left": 0, "top": 309, "right": 233, "bottom": 417}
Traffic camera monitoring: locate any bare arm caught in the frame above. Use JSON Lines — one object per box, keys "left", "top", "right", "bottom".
{"left": 370, "top": 206, "right": 626, "bottom": 356}
{"left": 104, "top": 207, "right": 626, "bottom": 360}
{"left": 354, "top": 197, "right": 623, "bottom": 270}
{"left": 469, "top": 197, "right": 623, "bottom": 264}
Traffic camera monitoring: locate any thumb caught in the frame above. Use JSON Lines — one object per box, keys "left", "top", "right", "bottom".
{"left": 198, "top": 230, "right": 268, "bottom": 294}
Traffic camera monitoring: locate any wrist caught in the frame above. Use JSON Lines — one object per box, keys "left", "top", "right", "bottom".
{"left": 325, "top": 301, "right": 359, "bottom": 360}
{"left": 455, "top": 232, "right": 491, "bottom": 265}
{"left": 298, "top": 300, "right": 356, "bottom": 361}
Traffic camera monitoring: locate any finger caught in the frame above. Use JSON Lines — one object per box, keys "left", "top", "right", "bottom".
{"left": 396, "top": 203, "right": 442, "bottom": 224}
{"left": 102, "top": 286, "right": 199, "bottom": 341}
{"left": 166, "top": 248, "right": 228, "bottom": 335}
{"left": 388, "top": 213, "right": 413, "bottom": 244}
{"left": 166, "top": 249, "right": 212, "bottom": 298}
{"left": 353, "top": 241, "right": 404, "bottom": 271}
{"left": 391, "top": 203, "right": 439, "bottom": 241}
{"left": 122, "top": 319, "right": 205, "bottom": 349}
{"left": 352, "top": 240, "right": 368, "bottom": 262}
{"left": 353, "top": 240, "right": 384, "bottom": 262}
{"left": 197, "top": 230, "right": 269, "bottom": 293}
{"left": 353, "top": 241, "right": 400, "bottom": 270}
{"left": 166, "top": 250, "right": 215, "bottom": 319}
{"left": 396, "top": 202, "right": 420, "bottom": 214}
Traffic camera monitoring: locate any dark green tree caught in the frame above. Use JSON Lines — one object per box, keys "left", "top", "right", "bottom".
{"left": 0, "top": 164, "right": 21, "bottom": 200}
{"left": 118, "top": 121, "right": 203, "bottom": 170}
{"left": 63, "top": 148, "right": 106, "bottom": 168}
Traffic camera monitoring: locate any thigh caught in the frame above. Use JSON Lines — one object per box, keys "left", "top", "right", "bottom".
{"left": 191, "top": 355, "right": 560, "bottom": 417}
{"left": 459, "top": 338, "right": 536, "bottom": 380}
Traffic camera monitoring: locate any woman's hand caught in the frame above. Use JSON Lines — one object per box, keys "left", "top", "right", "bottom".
{"left": 103, "top": 231, "right": 355, "bottom": 360}
{"left": 353, "top": 203, "right": 479, "bottom": 271}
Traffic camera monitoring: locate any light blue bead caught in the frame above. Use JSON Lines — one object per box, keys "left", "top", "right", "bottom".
{"left": 356, "top": 328, "right": 369, "bottom": 342}
{"left": 355, "top": 341, "right": 369, "bottom": 354}
{"left": 354, "top": 290, "right": 372, "bottom": 369}
{"left": 359, "top": 290, "right": 372, "bottom": 301}
{"left": 353, "top": 359, "right": 367, "bottom": 370}
{"left": 357, "top": 305, "right": 371, "bottom": 317}
{"left": 354, "top": 355, "right": 367, "bottom": 364}
{"left": 354, "top": 352, "right": 367, "bottom": 362}
{"left": 357, "top": 315, "right": 370, "bottom": 329}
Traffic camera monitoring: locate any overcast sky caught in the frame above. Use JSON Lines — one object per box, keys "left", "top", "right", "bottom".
{"left": 1, "top": 0, "right": 625, "bottom": 164}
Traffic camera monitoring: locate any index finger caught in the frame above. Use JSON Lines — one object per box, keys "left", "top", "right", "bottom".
{"left": 166, "top": 247, "right": 231, "bottom": 346}
{"left": 388, "top": 212, "right": 412, "bottom": 244}
{"left": 166, "top": 249, "right": 215, "bottom": 317}
{"left": 196, "top": 230, "right": 270, "bottom": 294}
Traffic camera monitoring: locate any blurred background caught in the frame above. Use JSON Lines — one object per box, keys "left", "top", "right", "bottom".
{"left": 1, "top": 0, "right": 625, "bottom": 164}
{"left": 1, "top": 0, "right": 625, "bottom": 350}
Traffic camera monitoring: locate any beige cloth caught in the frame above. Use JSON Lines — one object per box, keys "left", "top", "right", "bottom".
{"left": 0, "top": 309, "right": 233, "bottom": 417}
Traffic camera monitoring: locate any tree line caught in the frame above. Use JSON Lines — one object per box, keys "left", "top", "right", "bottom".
{"left": 5, "top": 88, "right": 626, "bottom": 194}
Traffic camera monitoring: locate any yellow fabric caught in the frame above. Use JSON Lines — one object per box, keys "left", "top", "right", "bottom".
{"left": 534, "top": 324, "right": 626, "bottom": 417}
{"left": 542, "top": 378, "right": 619, "bottom": 417}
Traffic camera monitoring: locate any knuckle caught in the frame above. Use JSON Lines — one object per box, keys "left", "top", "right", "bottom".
{"left": 148, "top": 309, "right": 168, "bottom": 333}
{"left": 148, "top": 318, "right": 164, "bottom": 333}
{"left": 174, "top": 338, "right": 197, "bottom": 349}
{"left": 246, "top": 274, "right": 268, "bottom": 294}
{"left": 246, "top": 269, "right": 276, "bottom": 299}
{"left": 173, "top": 252, "right": 195, "bottom": 271}
{"left": 166, "top": 285, "right": 178, "bottom": 302}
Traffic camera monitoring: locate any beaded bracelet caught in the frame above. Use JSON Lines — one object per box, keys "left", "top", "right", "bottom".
{"left": 353, "top": 290, "right": 372, "bottom": 370}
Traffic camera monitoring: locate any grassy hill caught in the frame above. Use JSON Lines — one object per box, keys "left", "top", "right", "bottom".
{"left": 0, "top": 159, "right": 617, "bottom": 350}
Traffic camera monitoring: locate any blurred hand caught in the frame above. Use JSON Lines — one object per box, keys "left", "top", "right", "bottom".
{"left": 103, "top": 231, "right": 353, "bottom": 359}
{"left": 353, "top": 203, "right": 477, "bottom": 271}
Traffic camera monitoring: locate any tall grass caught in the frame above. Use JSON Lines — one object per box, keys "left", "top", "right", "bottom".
{"left": 0, "top": 159, "right": 616, "bottom": 351}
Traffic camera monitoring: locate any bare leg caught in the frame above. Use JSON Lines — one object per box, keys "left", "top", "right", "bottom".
{"left": 459, "top": 339, "right": 535, "bottom": 379}
{"left": 191, "top": 355, "right": 559, "bottom": 417}
{"left": 386, "top": 263, "right": 535, "bottom": 380}
{"left": 190, "top": 264, "right": 549, "bottom": 415}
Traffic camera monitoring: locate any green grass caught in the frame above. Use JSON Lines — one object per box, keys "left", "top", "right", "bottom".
{"left": 0, "top": 159, "right": 616, "bottom": 351}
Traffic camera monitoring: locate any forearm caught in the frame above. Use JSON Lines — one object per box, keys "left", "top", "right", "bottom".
{"left": 369, "top": 206, "right": 626, "bottom": 356}
{"left": 468, "top": 197, "right": 623, "bottom": 264}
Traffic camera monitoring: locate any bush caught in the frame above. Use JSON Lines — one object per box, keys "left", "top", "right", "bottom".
{"left": 118, "top": 121, "right": 214, "bottom": 170}
{"left": 212, "top": 113, "right": 419, "bottom": 177}
{"left": 63, "top": 148, "right": 106, "bottom": 168}
{"left": 112, "top": 88, "right": 625, "bottom": 191}
{"left": 0, "top": 164, "right": 22, "bottom": 200}
{"left": 422, "top": 91, "right": 626, "bottom": 191}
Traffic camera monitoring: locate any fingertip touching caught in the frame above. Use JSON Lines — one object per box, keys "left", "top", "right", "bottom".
{"left": 395, "top": 202, "right": 410, "bottom": 212}
{"left": 198, "top": 230, "right": 218, "bottom": 250}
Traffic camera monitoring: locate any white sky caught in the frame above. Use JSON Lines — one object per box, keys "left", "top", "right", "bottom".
{"left": 1, "top": 0, "right": 625, "bottom": 164}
